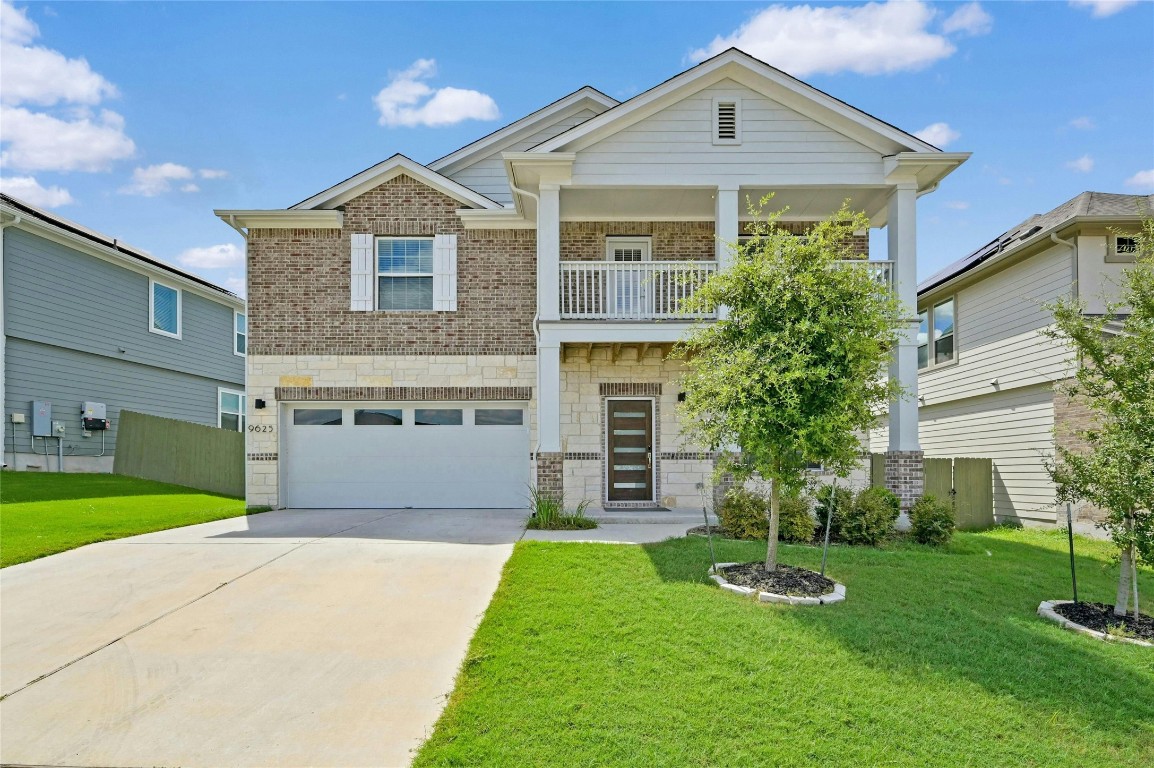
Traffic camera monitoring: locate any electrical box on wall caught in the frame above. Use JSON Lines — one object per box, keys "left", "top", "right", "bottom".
{"left": 82, "top": 401, "right": 110, "bottom": 431}
{"left": 31, "top": 401, "right": 52, "bottom": 437}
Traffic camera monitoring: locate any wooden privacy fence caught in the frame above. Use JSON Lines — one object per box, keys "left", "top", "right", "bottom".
{"left": 113, "top": 410, "right": 244, "bottom": 498}
{"left": 871, "top": 454, "right": 994, "bottom": 530}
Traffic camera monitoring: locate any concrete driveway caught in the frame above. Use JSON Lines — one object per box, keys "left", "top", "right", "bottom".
{"left": 0, "top": 508, "right": 526, "bottom": 768}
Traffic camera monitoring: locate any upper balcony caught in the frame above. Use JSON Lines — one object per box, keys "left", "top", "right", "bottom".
{"left": 558, "top": 258, "right": 893, "bottom": 321}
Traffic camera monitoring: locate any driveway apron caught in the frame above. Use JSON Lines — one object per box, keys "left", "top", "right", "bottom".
{"left": 0, "top": 508, "right": 524, "bottom": 768}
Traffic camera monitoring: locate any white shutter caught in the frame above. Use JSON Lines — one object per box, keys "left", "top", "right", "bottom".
{"left": 433, "top": 234, "right": 458, "bottom": 311}
{"left": 350, "top": 234, "right": 374, "bottom": 311}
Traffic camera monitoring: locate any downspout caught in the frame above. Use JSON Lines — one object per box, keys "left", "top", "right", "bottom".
{"left": 508, "top": 177, "right": 546, "bottom": 464}
{"left": 0, "top": 215, "right": 22, "bottom": 468}
{"left": 1051, "top": 232, "right": 1078, "bottom": 300}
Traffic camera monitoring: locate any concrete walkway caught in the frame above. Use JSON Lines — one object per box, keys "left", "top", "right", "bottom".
{"left": 0, "top": 508, "right": 526, "bottom": 768}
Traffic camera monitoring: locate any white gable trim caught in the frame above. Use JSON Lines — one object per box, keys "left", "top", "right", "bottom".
{"left": 291, "top": 154, "right": 503, "bottom": 211}
{"left": 532, "top": 49, "right": 940, "bottom": 158}
{"left": 429, "top": 86, "right": 617, "bottom": 176}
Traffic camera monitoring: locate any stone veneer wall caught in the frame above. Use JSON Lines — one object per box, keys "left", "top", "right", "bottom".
{"left": 246, "top": 174, "right": 537, "bottom": 356}
{"left": 246, "top": 354, "right": 536, "bottom": 507}
{"left": 559, "top": 350, "right": 712, "bottom": 509}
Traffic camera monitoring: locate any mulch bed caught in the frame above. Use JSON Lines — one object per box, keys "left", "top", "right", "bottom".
{"left": 721, "top": 562, "right": 834, "bottom": 597}
{"left": 1054, "top": 601, "right": 1154, "bottom": 642}
{"left": 687, "top": 524, "right": 727, "bottom": 537}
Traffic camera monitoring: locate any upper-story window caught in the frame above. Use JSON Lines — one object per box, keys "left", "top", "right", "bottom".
{"left": 712, "top": 97, "right": 742, "bottom": 145}
{"left": 149, "top": 279, "right": 181, "bottom": 338}
{"left": 218, "top": 388, "right": 246, "bottom": 431}
{"left": 1107, "top": 234, "right": 1139, "bottom": 263}
{"left": 918, "top": 297, "right": 956, "bottom": 370}
{"left": 234, "top": 312, "right": 246, "bottom": 356}
{"left": 377, "top": 237, "right": 434, "bottom": 310}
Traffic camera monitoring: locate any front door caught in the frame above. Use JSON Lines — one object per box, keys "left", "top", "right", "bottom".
{"left": 606, "top": 399, "right": 654, "bottom": 502}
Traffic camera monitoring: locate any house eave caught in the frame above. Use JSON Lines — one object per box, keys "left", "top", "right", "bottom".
{"left": 214, "top": 209, "right": 344, "bottom": 230}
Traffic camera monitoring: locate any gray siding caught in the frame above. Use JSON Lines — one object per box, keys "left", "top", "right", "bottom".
{"left": 4, "top": 336, "right": 242, "bottom": 458}
{"left": 4, "top": 227, "right": 244, "bottom": 384}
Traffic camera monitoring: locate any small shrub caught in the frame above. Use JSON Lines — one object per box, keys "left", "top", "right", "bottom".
{"left": 717, "top": 487, "right": 768, "bottom": 540}
{"left": 718, "top": 487, "right": 814, "bottom": 542}
{"left": 840, "top": 486, "right": 900, "bottom": 546}
{"left": 909, "top": 494, "right": 955, "bottom": 546}
{"left": 779, "top": 495, "right": 817, "bottom": 543}
{"left": 813, "top": 484, "right": 853, "bottom": 540}
{"left": 526, "top": 488, "right": 597, "bottom": 530}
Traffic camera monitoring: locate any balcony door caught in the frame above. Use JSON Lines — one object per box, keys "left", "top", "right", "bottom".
{"left": 607, "top": 237, "right": 651, "bottom": 318}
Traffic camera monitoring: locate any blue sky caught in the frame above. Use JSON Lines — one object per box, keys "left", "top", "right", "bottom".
{"left": 2, "top": 0, "right": 1152, "bottom": 296}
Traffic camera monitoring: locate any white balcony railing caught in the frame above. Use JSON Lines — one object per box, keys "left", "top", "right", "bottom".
{"left": 560, "top": 260, "right": 718, "bottom": 320}
{"left": 853, "top": 259, "right": 894, "bottom": 286}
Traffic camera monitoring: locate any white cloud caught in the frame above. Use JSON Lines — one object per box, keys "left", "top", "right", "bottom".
{"left": 941, "top": 2, "right": 993, "bottom": 36}
{"left": 0, "top": 2, "right": 118, "bottom": 106}
{"left": 198, "top": 168, "right": 228, "bottom": 179}
{"left": 178, "top": 243, "right": 245, "bottom": 269}
{"left": 120, "top": 163, "right": 194, "bottom": 196}
{"left": 1069, "top": 1, "right": 1140, "bottom": 18}
{"left": 944, "top": 200, "right": 970, "bottom": 210}
{"left": 1124, "top": 169, "right": 1154, "bottom": 190}
{"left": 1068, "top": 116, "right": 1096, "bottom": 130}
{"left": 0, "top": 1, "right": 39, "bottom": 45}
{"left": 180, "top": 183, "right": 200, "bottom": 193}
{"left": 913, "top": 122, "right": 961, "bottom": 148}
{"left": 689, "top": 1, "right": 957, "bottom": 76}
{"left": 0, "top": 175, "right": 73, "bottom": 207}
{"left": 374, "top": 59, "right": 500, "bottom": 127}
{"left": 1065, "top": 155, "right": 1095, "bottom": 173}
{"left": 0, "top": 106, "right": 135, "bottom": 172}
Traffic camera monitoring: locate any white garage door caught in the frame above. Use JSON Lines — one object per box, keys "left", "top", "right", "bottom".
{"left": 283, "top": 402, "right": 530, "bottom": 509}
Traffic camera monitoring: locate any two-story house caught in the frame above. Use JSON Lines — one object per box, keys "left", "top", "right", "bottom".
{"left": 870, "top": 192, "right": 1151, "bottom": 526}
{"left": 1, "top": 194, "right": 246, "bottom": 473}
{"left": 219, "top": 49, "right": 967, "bottom": 512}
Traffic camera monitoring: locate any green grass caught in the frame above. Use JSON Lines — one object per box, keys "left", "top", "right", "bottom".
{"left": 1, "top": 472, "right": 247, "bottom": 567}
{"left": 415, "top": 529, "right": 1154, "bottom": 767}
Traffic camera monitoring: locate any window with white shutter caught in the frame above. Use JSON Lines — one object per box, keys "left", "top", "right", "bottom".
{"left": 433, "top": 233, "right": 458, "bottom": 311}
{"left": 712, "top": 97, "right": 741, "bottom": 145}
{"left": 349, "top": 233, "right": 375, "bottom": 311}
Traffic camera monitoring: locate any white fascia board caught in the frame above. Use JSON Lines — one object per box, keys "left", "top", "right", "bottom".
{"left": 503, "top": 153, "right": 576, "bottom": 218}
{"left": 429, "top": 87, "right": 618, "bottom": 175}
{"left": 214, "top": 209, "right": 344, "bottom": 230}
{"left": 538, "top": 321, "right": 703, "bottom": 345}
{"left": 456, "top": 208, "right": 534, "bottom": 230}
{"left": 290, "top": 155, "right": 502, "bottom": 211}
{"left": 883, "top": 153, "right": 971, "bottom": 191}
{"left": 532, "top": 50, "right": 941, "bottom": 157}
{"left": 3, "top": 209, "right": 244, "bottom": 310}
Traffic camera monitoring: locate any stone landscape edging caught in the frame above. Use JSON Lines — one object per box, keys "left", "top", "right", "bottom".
{"left": 708, "top": 562, "right": 846, "bottom": 606}
{"left": 1037, "top": 600, "right": 1153, "bottom": 647}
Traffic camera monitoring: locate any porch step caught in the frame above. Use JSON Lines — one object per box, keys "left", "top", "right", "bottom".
{"left": 589, "top": 508, "right": 718, "bottom": 525}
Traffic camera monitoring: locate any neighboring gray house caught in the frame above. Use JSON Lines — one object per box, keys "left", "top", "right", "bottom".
{"left": 1, "top": 194, "right": 246, "bottom": 473}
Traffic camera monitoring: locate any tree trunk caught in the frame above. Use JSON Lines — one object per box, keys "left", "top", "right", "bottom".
{"left": 765, "top": 477, "right": 780, "bottom": 571}
{"left": 1132, "top": 547, "right": 1140, "bottom": 620}
{"left": 1115, "top": 516, "right": 1135, "bottom": 617}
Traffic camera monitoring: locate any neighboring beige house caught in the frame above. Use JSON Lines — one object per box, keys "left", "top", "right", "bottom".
{"left": 217, "top": 49, "right": 968, "bottom": 511}
{"left": 870, "top": 192, "right": 1151, "bottom": 526}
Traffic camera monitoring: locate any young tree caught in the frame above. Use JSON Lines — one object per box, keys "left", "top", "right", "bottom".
{"left": 674, "top": 200, "right": 902, "bottom": 571}
{"left": 1044, "top": 218, "right": 1154, "bottom": 618}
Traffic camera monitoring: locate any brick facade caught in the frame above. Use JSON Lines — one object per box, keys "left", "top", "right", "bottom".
{"left": 247, "top": 174, "right": 537, "bottom": 356}
{"left": 884, "top": 450, "right": 925, "bottom": 514}
{"left": 534, "top": 452, "right": 564, "bottom": 500}
{"left": 561, "top": 221, "right": 716, "bottom": 260}
{"left": 1052, "top": 379, "right": 1105, "bottom": 522}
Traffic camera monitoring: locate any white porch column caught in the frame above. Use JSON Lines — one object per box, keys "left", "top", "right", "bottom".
{"left": 887, "top": 182, "right": 920, "bottom": 451}
{"left": 536, "top": 340, "right": 562, "bottom": 454}
{"left": 715, "top": 185, "right": 739, "bottom": 319}
{"left": 715, "top": 185, "right": 739, "bottom": 268}
{"left": 537, "top": 183, "right": 561, "bottom": 322}
{"left": 886, "top": 182, "right": 924, "bottom": 514}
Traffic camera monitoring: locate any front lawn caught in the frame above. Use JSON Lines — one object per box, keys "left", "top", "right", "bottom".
{"left": 0, "top": 472, "right": 246, "bottom": 567}
{"left": 415, "top": 529, "right": 1154, "bottom": 767}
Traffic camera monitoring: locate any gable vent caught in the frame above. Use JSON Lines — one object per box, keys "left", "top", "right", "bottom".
{"left": 712, "top": 98, "right": 741, "bottom": 145}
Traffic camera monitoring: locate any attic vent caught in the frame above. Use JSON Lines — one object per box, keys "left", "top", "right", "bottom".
{"left": 712, "top": 98, "right": 741, "bottom": 145}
